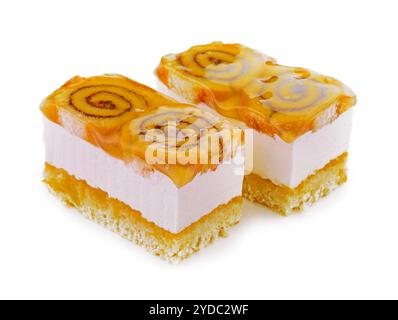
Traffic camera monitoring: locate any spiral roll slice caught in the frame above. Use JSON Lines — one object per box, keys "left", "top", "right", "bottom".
{"left": 41, "top": 74, "right": 176, "bottom": 158}
{"left": 241, "top": 62, "right": 357, "bottom": 142}
{"left": 41, "top": 75, "right": 240, "bottom": 188}
{"left": 121, "top": 104, "right": 242, "bottom": 187}
{"left": 157, "top": 42, "right": 274, "bottom": 103}
{"left": 157, "top": 43, "right": 356, "bottom": 143}
{"left": 41, "top": 75, "right": 171, "bottom": 134}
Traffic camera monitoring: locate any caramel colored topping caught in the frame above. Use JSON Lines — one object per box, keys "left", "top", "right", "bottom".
{"left": 121, "top": 105, "right": 241, "bottom": 187}
{"left": 41, "top": 75, "right": 240, "bottom": 187}
{"left": 41, "top": 75, "right": 170, "bottom": 133}
{"left": 156, "top": 42, "right": 357, "bottom": 143}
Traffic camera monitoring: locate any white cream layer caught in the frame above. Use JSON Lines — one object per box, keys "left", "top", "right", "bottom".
{"left": 157, "top": 82, "right": 354, "bottom": 189}
{"left": 251, "top": 109, "right": 353, "bottom": 188}
{"left": 43, "top": 117, "right": 244, "bottom": 234}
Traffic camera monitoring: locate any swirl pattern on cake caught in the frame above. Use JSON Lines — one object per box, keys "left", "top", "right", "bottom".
{"left": 121, "top": 105, "right": 241, "bottom": 187}
{"left": 41, "top": 75, "right": 241, "bottom": 187}
{"left": 156, "top": 42, "right": 357, "bottom": 142}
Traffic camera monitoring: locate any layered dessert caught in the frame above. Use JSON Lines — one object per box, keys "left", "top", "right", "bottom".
{"left": 41, "top": 75, "right": 244, "bottom": 261}
{"left": 156, "top": 42, "right": 357, "bottom": 215}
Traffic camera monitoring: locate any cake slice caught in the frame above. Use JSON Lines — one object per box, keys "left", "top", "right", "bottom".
{"left": 156, "top": 42, "right": 357, "bottom": 215}
{"left": 41, "top": 75, "right": 244, "bottom": 261}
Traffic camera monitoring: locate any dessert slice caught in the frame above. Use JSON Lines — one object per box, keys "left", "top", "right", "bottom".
{"left": 156, "top": 42, "right": 357, "bottom": 215}
{"left": 41, "top": 75, "right": 244, "bottom": 261}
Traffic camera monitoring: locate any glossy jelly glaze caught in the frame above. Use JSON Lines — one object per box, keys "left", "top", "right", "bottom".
{"left": 156, "top": 42, "right": 356, "bottom": 143}
{"left": 41, "top": 75, "right": 242, "bottom": 187}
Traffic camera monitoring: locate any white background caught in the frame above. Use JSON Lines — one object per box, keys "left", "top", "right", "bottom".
{"left": 0, "top": 0, "right": 397, "bottom": 300}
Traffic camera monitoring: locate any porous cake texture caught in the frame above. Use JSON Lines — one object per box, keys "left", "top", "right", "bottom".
{"left": 44, "top": 164, "right": 243, "bottom": 262}
{"left": 243, "top": 153, "right": 348, "bottom": 215}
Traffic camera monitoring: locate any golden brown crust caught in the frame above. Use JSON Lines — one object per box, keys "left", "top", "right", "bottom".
{"left": 243, "top": 153, "right": 348, "bottom": 215}
{"left": 43, "top": 163, "right": 243, "bottom": 262}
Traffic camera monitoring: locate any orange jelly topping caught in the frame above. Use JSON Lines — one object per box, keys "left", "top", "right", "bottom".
{"left": 156, "top": 42, "right": 357, "bottom": 143}
{"left": 41, "top": 75, "right": 241, "bottom": 187}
